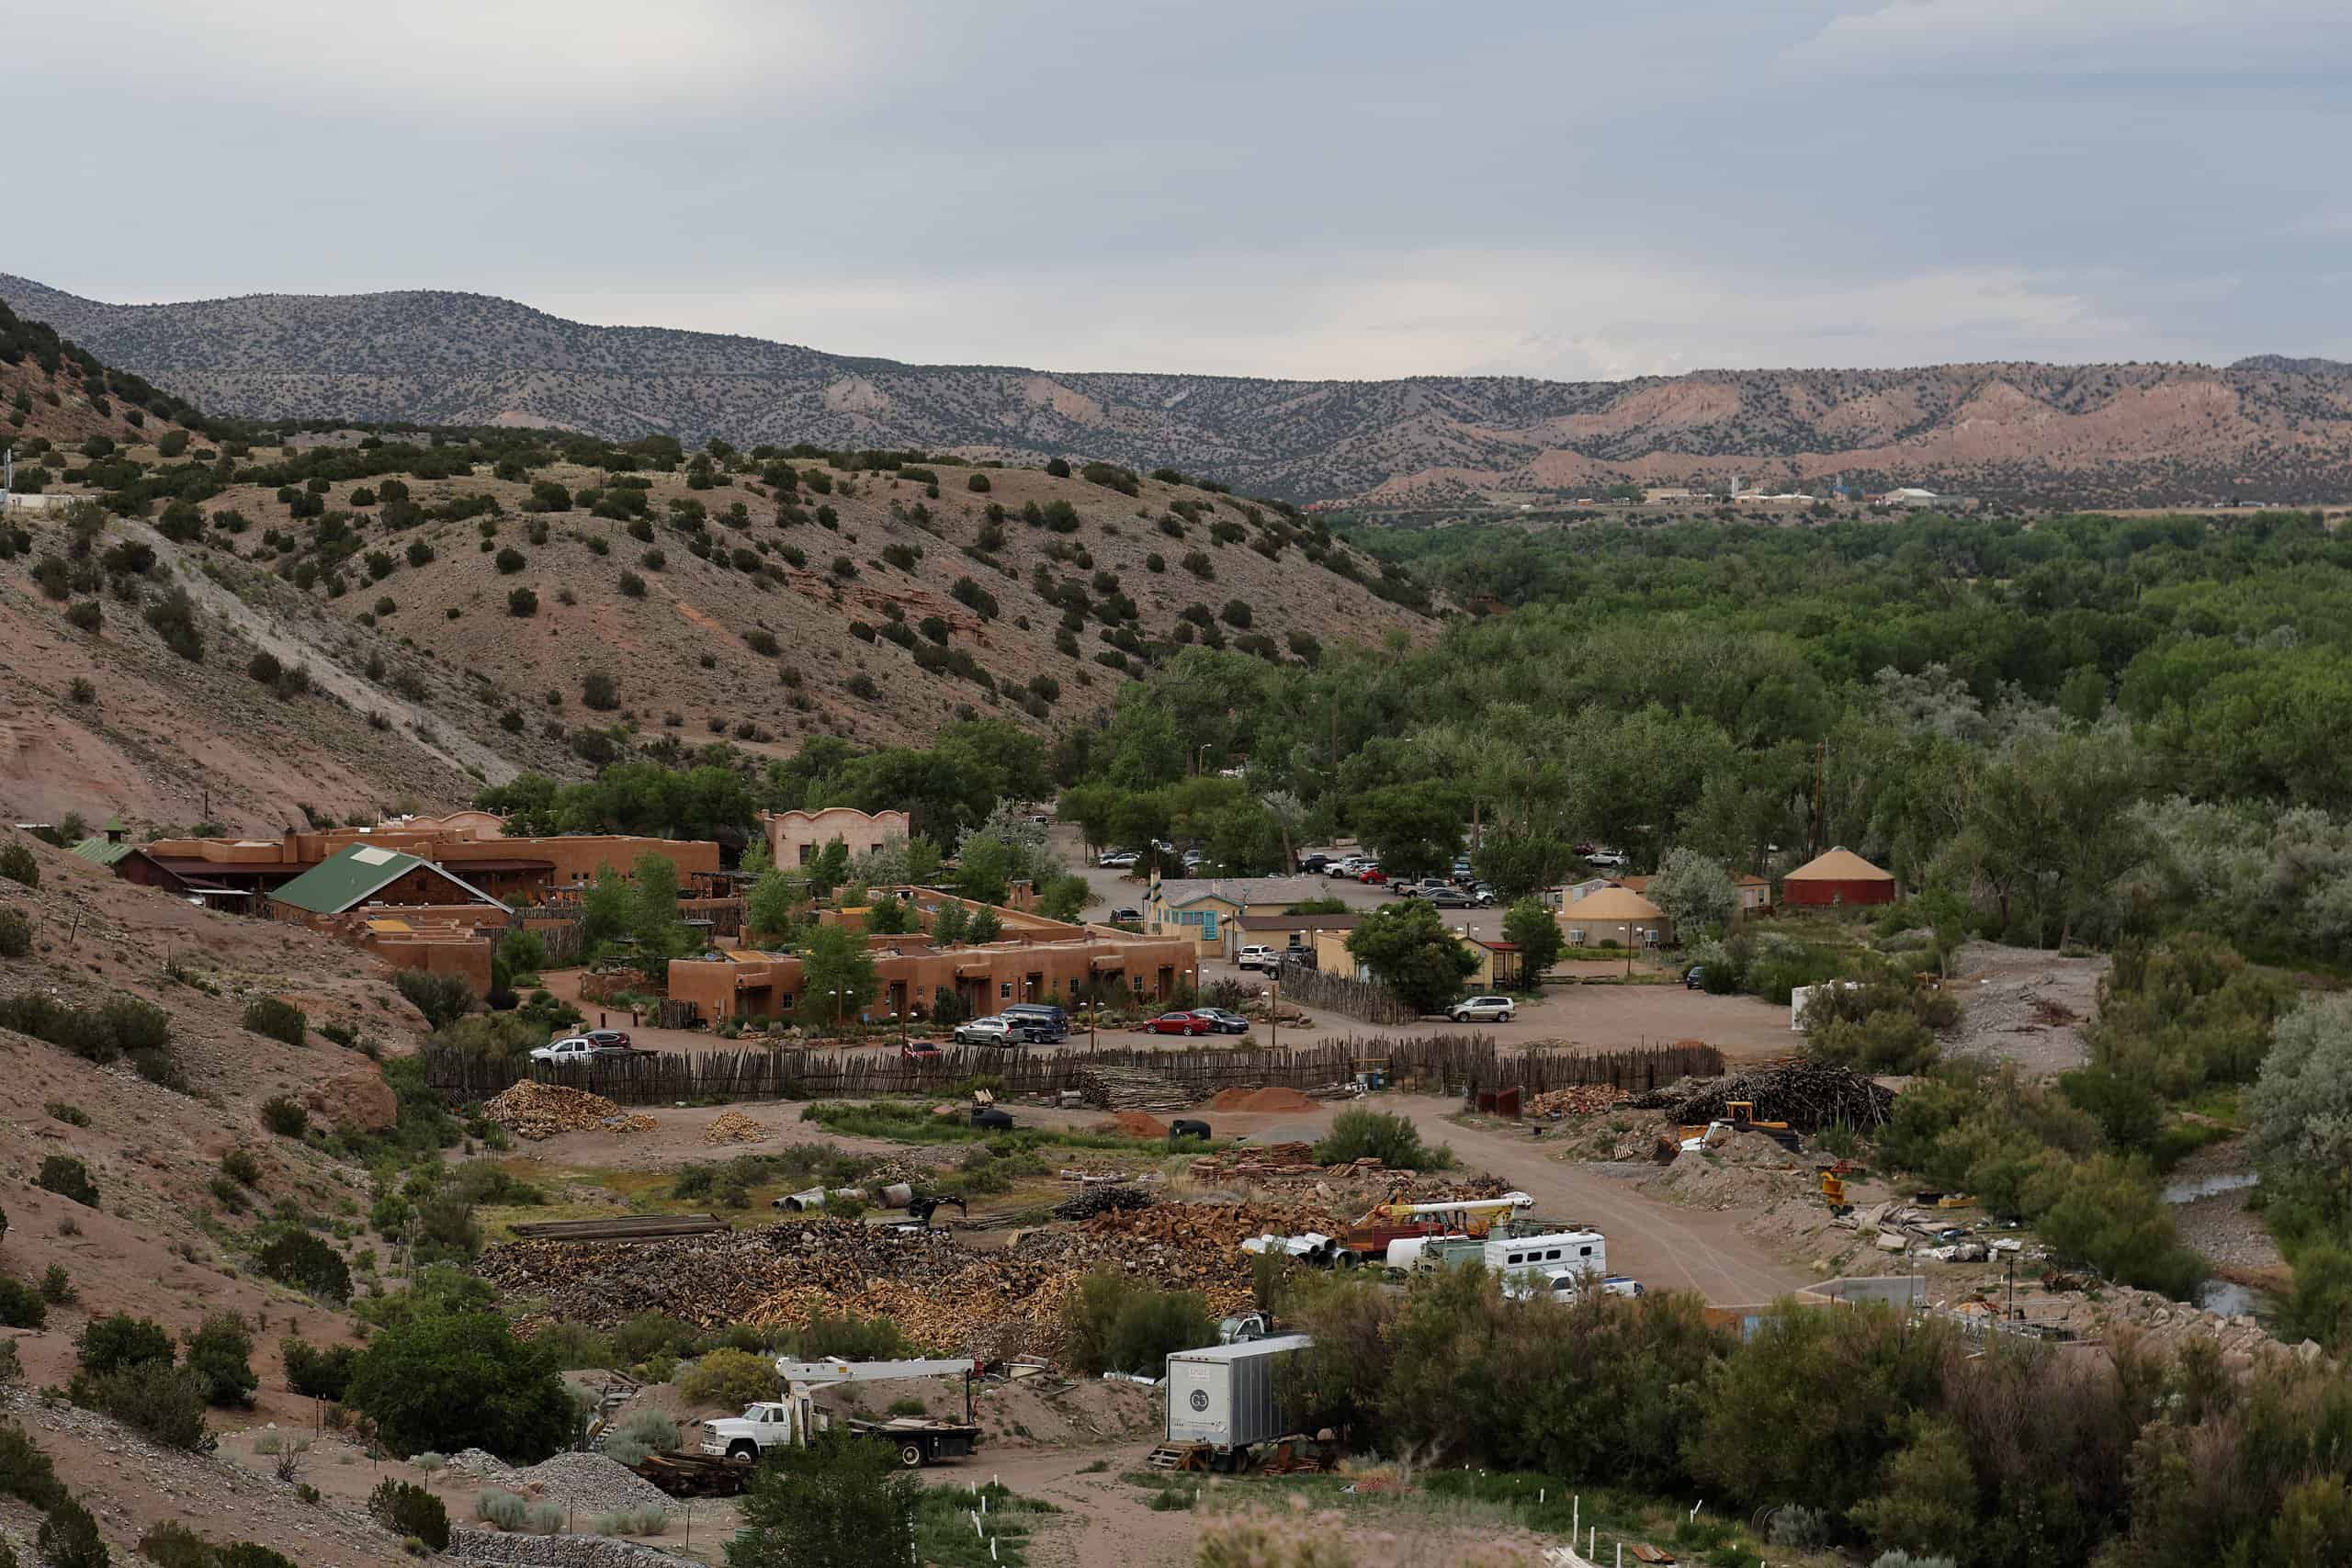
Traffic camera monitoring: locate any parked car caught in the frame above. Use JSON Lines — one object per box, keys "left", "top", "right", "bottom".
{"left": 1236, "top": 944, "right": 1276, "bottom": 970}
{"left": 1193, "top": 1008, "right": 1250, "bottom": 1034}
{"left": 1357, "top": 867, "right": 1389, "bottom": 885}
{"left": 1276, "top": 948, "right": 1318, "bottom": 969}
{"left": 1002, "top": 1002, "right": 1069, "bottom": 1042}
{"left": 1586, "top": 850, "right": 1629, "bottom": 868}
{"left": 1328, "top": 856, "right": 1370, "bottom": 877}
{"left": 1099, "top": 850, "right": 1140, "bottom": 868}
{"left": 1683, "top": 966, "right": 1708, "bottom": 990}
{"left": 1425, "top": 886, "right": 1476, "bottom": 908}
{"left": 900, "top": 1040, "right": 943, "bottom": 1061}
{"left": 954, "top": 1016, "right": 1035, "bottom": 1048}
{"left": 530, "top": 1035, "right": 642, "bottom": 1066}
{"left": 1297, "top": 853, "right": 1331, "bottom": 874}
{"left": 1109, "top": 906, "right": 1143, "bottom": 924}
{"left": 1449, "top": 996, "right": 1518, "bottom": 1024}
{"left": 578, "top": 1028, "right": 633, "bottom": 1050}
{"left": 1142, "top": 1011, "right": 1216, "bottom": 1036}
{"left": 1182, "top": 850, "right": 1205, "bottom": 869}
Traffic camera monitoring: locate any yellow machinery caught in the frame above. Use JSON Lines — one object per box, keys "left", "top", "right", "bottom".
{"left": 1819, "top": 1170, "right": 1848, "bottom": 1205}
{"left": 1725, "top": 1100, "right": 1791, "bottom": 1134}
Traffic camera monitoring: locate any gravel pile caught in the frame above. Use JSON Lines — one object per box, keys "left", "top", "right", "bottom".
{"left": 447, "top": 1448, "right": 528, "bottom": 1488}
{"left": 514, "top": 1451, "right": 675, "bottom": 1515}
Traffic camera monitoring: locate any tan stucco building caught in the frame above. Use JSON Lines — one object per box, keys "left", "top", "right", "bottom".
{"left": 1557, "top": 886, "right": 1672, "bottom": 949}
{"left": 759, "top": 807, "right": 910, "bottom": 869}
{"left": 666, "top": 894, "right": 1198, "bottom": 1024}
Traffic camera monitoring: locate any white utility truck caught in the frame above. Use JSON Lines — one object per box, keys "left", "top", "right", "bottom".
{"left": 698, "top": 1358, "right": 982, "bottom": 1469}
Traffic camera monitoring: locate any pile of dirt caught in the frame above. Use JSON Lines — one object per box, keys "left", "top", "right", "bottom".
{"left": 703, "top": 1111, "right": 768, "bottom": 1145}
{"left": 484, "top": 1080, "right": 656, "bottom": 1140}
{"left": 1101, "top": 1111, "right": 1170, "bottom": 1137}
{"left": 1640, "top": 1130, "right": 1811, "bottom": 1211}
{"left": 1212, "top": 1086, "right": 1317, "bottom": 1112}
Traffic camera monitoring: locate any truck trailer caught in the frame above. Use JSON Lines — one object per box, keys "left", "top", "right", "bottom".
{"left": 1159, "top": 1335, "right": 1313, "bottom": 1469}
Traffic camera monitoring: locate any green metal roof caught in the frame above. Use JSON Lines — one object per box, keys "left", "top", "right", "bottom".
{"left": 268, "top": 844, "right": 507, "bottom": 916}
{"left": 66, "top": 836, "right": 134, "bottom": 868}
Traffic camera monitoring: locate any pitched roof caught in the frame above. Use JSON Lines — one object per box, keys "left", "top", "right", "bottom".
{"left": 1559, "top": 886, "right": 1664, "bottom": 920}
{"left": 268, "top": 844, "right": 507, "bottom": 915}
{"left": 1784, "top": 846, "right": 1894, "bottom": 883}
{"left": 65, "top": 836, "right": 135, "bottom": 868}
{"left": 1237, "top": 913, "right": 1362, "bottom": 931}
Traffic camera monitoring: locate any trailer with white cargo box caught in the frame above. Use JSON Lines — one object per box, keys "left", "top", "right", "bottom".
{"left": 1150, "top": 1335, "right": 1315, "bottom": 1472}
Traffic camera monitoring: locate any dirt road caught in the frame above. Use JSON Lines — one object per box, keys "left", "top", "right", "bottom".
{"left": 930, "top": 1443, "right": 1197, "bottom": 1568}
{"left": 1212, "top": 1094, "right": 1809, "bottom": 1305}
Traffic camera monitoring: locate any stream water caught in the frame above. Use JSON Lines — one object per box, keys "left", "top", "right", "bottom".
{"left": 2162, "top": 1169, "right": 2260, "bottom": 1203}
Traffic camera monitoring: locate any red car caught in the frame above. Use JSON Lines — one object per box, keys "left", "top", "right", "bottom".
{"left": 1357, "top": 867, "right": 1388, "bottom": 885}
{"left": 900, "top": 1040, "right": 943, "bottom": 1061}
{"left": 1142, "top": 1011, "right": 1214, "bottom": 1037}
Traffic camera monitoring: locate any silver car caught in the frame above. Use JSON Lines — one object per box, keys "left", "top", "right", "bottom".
{"left": 1449, "top": 996, "right": 1517, "bottom": 1023}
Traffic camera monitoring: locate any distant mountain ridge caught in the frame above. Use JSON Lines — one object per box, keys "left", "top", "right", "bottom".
{"left": 9, "top": 274, "right": 2352, "bottom": 506}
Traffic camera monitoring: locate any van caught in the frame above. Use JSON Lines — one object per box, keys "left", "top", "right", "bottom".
{"left": 1001, "top": 1003, "right": 1069, "bottom": 1042}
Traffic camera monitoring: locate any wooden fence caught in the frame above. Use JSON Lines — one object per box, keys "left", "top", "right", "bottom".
{"left": 420, "top": 1034, "right": 1723, "bottom": 1108}
{"left": 1268, "top": 965, "right": 1418, "bottom": 1026}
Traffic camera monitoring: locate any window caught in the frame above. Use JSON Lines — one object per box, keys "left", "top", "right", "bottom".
{"left": 1544, "top": 1249, "right": 1562, "bottom": 1260}
{"left": 1578, "top": 1245, "right": 1592, "bottom": 1257}
{"left": 1568, "top": 928, "right": 1586, "bottom": 945}
{"left": 1199, "top": 912, "right": 1218, "bottom": 940}
{"left": 1000, "top": 982, "right": 1012, "bottom": 998}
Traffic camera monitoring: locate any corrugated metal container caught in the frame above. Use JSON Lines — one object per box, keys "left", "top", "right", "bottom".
{"left": 1163, "top": 1335, "right": 1313, "bottom": 1448}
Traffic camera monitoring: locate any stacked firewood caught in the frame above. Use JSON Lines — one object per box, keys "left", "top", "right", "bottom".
{"left": 1626, "top": 1061, "right": 1894, "bottom": 1131}
{"left": 483, "top": 1081, "right": 656, "bottom": 1139}
{"left": 1524, "top": 1084, "right": 1631, "bottom": 1117}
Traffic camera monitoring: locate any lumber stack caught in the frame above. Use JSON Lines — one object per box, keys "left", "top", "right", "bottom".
{"left": 1525, "top": 1084, "right": 1630, "bottom": 1117}
{"left": 1079, "top": 1064, "right": 1193, "bottom": 1111}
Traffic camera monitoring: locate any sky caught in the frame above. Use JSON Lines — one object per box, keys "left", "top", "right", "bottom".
{"left": 10, "top": 0, "right": 2347, "bottom": 381}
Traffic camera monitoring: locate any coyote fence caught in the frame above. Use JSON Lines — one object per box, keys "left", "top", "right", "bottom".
{"left": 421, "top": 1034, "right": 1722, "bottom": 1109}
{"left": 1268, "top": 965, "right": 1418, "bottom": 1026}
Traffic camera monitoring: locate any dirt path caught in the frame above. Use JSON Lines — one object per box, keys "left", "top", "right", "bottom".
{"left": 929, "top": 1443, "right": 1196, "bottom": 1568}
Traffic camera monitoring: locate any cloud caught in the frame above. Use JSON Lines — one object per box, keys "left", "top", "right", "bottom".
{"left": 1788, "top": 0, "right": 2351, "bottom": 74}
{"left": 15, "top": 0, "right": 856, "bottom": 120}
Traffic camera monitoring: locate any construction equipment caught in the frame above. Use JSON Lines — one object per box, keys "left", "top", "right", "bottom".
{"left": 701, "top": 1358, "right": 982, "bottom": 1469}
{"left": 1819, "top": 1170, "right": 1849, "bottom": 1209}
{"left": 901, "top": 1193, "right": 967, "bottom": 1229}
{"left": 1240, "top": 1191, "right": 1533, "bottom": 1269}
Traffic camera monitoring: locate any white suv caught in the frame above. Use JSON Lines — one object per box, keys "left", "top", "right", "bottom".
{"left": 1235, "top": 945, "right": 1274, "bottom": 971}
{"left": 1449, "top": 996, "right": 1517, "bottom": 1023}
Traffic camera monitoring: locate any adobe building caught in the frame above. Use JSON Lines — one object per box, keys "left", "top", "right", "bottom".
{"left": 759, "top": 807, "right": 910, "bottom": 869}
{"left": 139, "top": 826, "right": 718, "bottom": 905}
{"left": 265, "top": 844, "right": 510, "bottom": 925}
{"left": 1145, "top": 875, "right": 1328, "bottom": 957}
{"left": 665, "top": 892, "right": 1197, "bottom": 1024}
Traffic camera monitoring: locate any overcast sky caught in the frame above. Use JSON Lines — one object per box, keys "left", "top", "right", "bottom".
{"left": 11, "top": 0, "right": 2346, "bottom": 380}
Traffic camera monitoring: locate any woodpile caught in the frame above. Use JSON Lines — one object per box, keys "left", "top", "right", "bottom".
{"left": 1053, "top": 1185, "right": 1152, "bottom": 1221}
{"left": 703, "top": 1111, "right": 768, "bottom": 1145}
{"left": 1525, "top": 1084, "right": 1630, "bottom": 1117}
{"left": 1079, "top": 1065, "right": 1193, "bottom": 1112}
{"left": 481, "top": 1201, "right": 1338, "bottom": 1360}
{"left": 483, "top": 1081, "right": 657, "bottom": 1140}
{"left": 1626, "top": 1061, "right": 1895, "bottom": 1132}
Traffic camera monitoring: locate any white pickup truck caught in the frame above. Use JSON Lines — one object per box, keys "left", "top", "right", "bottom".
{"left": 528, "top": 1033, "right": 646, "bottom": 1066}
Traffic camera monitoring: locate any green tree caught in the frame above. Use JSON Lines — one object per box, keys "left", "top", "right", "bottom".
{"left": 1500, "top": 898, "right": 1563, "bottom": 983}
{"left": 580, "top": 863, "right": 634, "bottom": 953}
{"left": 630, "top": 850, "right": 687, "bottom": 953}
{"left": 1037, "top": 873, "right": 1091, "bottom": 923}
{"left": 864, "top": 896, "right": 910, "bottom": 935}
{"left": 726, "top": 1427, "right": 918, "bottom": 1568}
{"left": 798, "top": 922, "right": 876, "bottom": 1026}
{"left": 1345, "top": 900, "right": 1477, "bottom": 1015}
{"left": 929, "top": 899, "right": 970, "bottom": 947}
{"left": 345, "top": 1312, "right": 573, "bottom": 1461}
{"left": 967, "top": 906, "right": 1003, "bottom": 944}
{"left": 805, "top": 837, "right": 851, "bottom": 897}
{"left": 746, "top": 870, "right": 802, "bottom": 944}
{"left": 1351, "top": 783, "right": 1461, "bottom": 880}
{"left": 182, "top": 1314, "right": 257, "bottom": 1408}
{"left": 1649, "top": 847, "right": 1735, "bottom": 938}
{"left": 954, "top": 834, "right": 1016, "bottom": 906}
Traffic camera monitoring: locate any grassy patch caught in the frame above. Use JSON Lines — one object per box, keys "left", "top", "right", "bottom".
{"left": 913, "top": 1481, "right": 1056, "bottom": 1568}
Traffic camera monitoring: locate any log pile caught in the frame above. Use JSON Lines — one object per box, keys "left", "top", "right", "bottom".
{"left": 483, "top": 1081, "right": 656, "bottom": 1140}
{"left": 1053, "top": 1185, "right": 1153, "bottom": 1221}
{"left": 702, "top": 1111, "right": 768, "bottom": 1145}
{"left": 1626, "top": 1062, "right": 1895, "bottom": 1132}
{"left": 1079, "top": 1064, "right": 1193, "bottom": 1112}
{"left": 1524, "top": 1085, "right": 1631, "bottom": 1117}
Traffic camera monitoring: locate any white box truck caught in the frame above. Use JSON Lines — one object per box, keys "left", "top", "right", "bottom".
{"left": 1163, "top": 1335, "right": 1313, "bottom": 1461}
